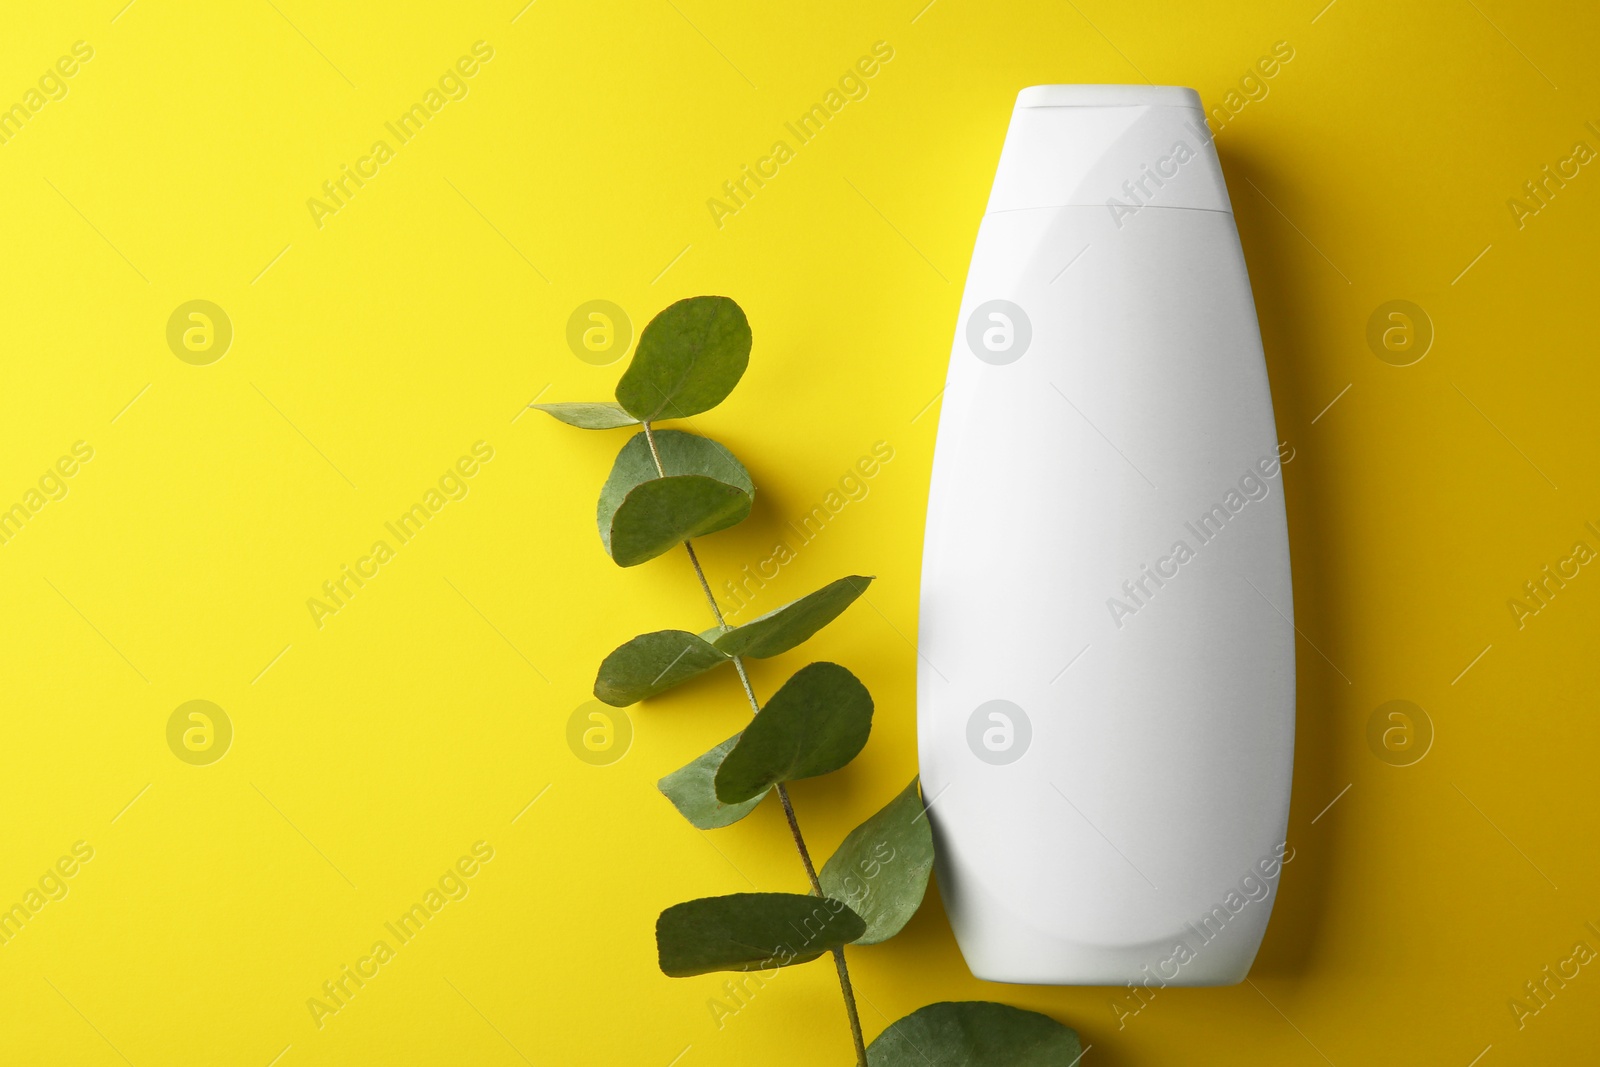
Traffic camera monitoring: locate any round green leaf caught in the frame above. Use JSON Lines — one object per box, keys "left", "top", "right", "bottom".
{"left": 610, "top": 477, "right": 751, "bottom": 567}
{"left": 615, "top": 296, "right": 751, "bottom": 421}
{"left": 531, "top": 401, "right": 640, "bottom": 429}
{"left": 714, "top": 663, "right": 873, "bottom": 804}
{"left": 818, "top": 777, "right": 934, "bottom": 945}
{"left": 865, "top": 1002, "right": 1083, "bottom": 1066}
{"left": 657, "top": 892, "right": 865, "bottom": 978}
{"left": 713, "top": 575, "right": 874, "bottom": 659}
{"left": 597, "top": 430, "right": 754, "bottom": 566}
{"left": 598, "top": 431, "right": 753, "bottom": 546}
{"left": 594, "top": 630, "right": 730, "bottom": 707}
{"left": 658, "top": 732, "right": 767, "bottom": 829}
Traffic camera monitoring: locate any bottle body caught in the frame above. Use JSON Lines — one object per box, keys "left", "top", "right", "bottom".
{"left": 918, "top": 87, "right": 1294, "bottom": 986}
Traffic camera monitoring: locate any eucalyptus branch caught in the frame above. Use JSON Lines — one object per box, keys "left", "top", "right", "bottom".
{"left": 536, "top": 294, "right": 1083, "bottom": 1065}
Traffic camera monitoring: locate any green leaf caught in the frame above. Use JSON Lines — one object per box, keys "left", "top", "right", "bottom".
{"left": 658, "top": 733, "right": 766, "bottom": 829}
{"left": 865, "top": 1002, "right": 1083, "bottom": 1066}
{"left": 594, "top": 630, "right": 730, "bottom": 707}
{"left": 713, "top": 575, "right": 874, "bottom": 659}
{"left": 818, "top": 777, "right": 934, "bottom": 945}
{"left": 610, "top": 478, "right": 751, "bottom": 567}
{"left": 615, "top": 295, "right": 752, "bottom": 421}
{"left": 714, "top": 663, "right": 873, "bottom": 804}
{"left": 656, "top": 893, "right": 865, "bottom": 977}
{"left": 530, "top": 401, "right": 641, "bottom": 429}
{"left": 597, "top": 430, "right": 754, "bottom": 567}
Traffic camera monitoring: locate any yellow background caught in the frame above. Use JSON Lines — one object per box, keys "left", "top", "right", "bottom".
{"left": 2, "top": 0, "right": 1597, "bottom": 1063}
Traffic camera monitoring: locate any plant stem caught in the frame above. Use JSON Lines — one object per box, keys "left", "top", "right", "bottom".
{"left": 641, "top": 421, "right": 870, "bottom": 1066}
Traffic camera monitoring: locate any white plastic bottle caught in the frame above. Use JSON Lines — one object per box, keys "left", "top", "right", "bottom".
{"left": 918, "top": 85, "right": 1294, "bottom": 986}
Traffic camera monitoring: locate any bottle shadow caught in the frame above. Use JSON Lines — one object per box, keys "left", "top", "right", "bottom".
{"left": 1215, "top": 139, "right": 1354, "bottom": 983}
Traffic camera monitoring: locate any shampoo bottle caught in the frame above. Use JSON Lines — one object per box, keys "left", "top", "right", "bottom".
{"left": 918, "top": 85, "right": 1295, "bottom": 985}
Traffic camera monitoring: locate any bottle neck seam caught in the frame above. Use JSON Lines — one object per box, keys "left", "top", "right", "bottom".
{"left": 983, "top": 204, "right": 1235, "bottom": 217}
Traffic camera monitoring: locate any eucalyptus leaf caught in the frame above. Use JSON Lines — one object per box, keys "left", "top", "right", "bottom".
{"left": 714, "top": 575, "right": 874, "bottom": 659}
{"left": 594, "top": 630, "right": 730, "bottom": 707}
{"left": 596, "top": 430, "right": 755, "bottom": 541}
{"left": 610, "top": 478, "right": 751, "bottom": 567}
{"left": 818, "top": 777, "right": 933, "bottom": 945}
{"left": 865, "top": 1002, "right": 1083, "bottom": 1066}
{"left": 715, "top": 663, "right": 873, "bottom": 804}
{"left": 657, "top": 892, "right": 865, "bottom": 977}
{"left": 615, "top": 295, "right": 752, "bottom": 421}
{"left": 658, "top": 733, "right": 766, "bottom": 829}
{"left": 530, "top": 401, "right": 641, "bottom": 429}
{"left": 597, "top": 430, "right": 755, "bottom": 566}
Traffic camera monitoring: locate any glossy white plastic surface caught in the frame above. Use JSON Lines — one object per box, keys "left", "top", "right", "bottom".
{"left": 918, "top": 86, "right": 1294, "bottom": 986}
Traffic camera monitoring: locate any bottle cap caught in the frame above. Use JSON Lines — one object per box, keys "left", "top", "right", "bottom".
{"left": 986, "top": 85, "right": 1233, "bottom": 214}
